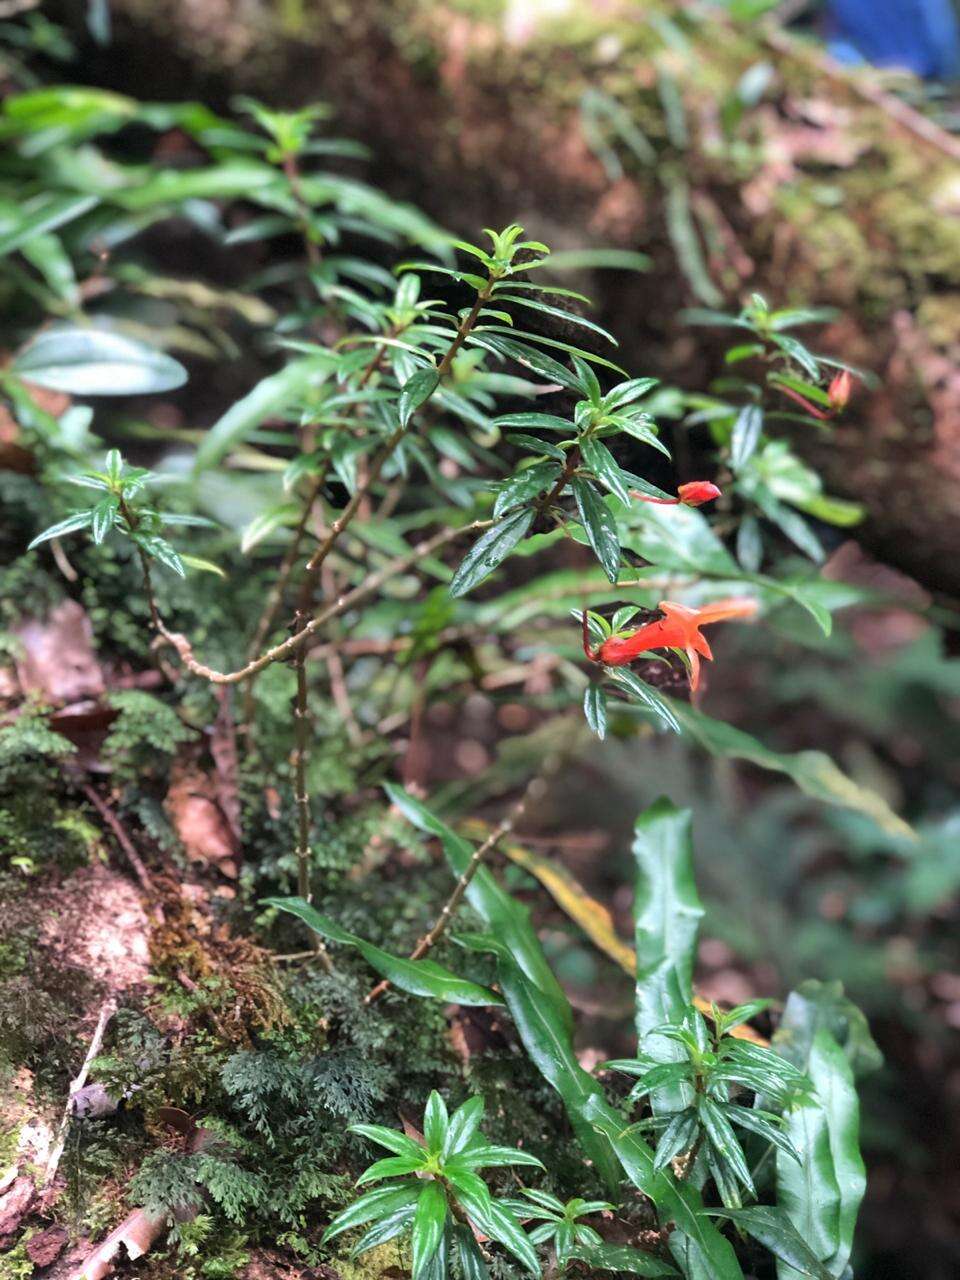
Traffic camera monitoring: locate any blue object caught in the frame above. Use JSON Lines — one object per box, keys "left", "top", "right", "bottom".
{"left": 826, "top": 0, "right": 960, "bottom": 78}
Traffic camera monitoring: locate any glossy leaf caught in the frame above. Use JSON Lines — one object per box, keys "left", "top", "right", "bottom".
{"left": 12, "top": 328, "right": 187, "bottom": 397}
{"left": 729, "top": 405, "right": 763, "bottom": 471}
{"left": 493, "top": 461, "right": 560, "bottom": 518}
{"left": 263, "top": 897, "right": 503, "bottom": 1006}
{"left": 399, "top": 367, "right": 440, "bottom": 427}
{"left": 580, "top": 435, "right": 630, "bottom": 502}
{"left": 775, "top": 1030, "right": 866, "bottom": 1279}
{"left": 411, "top": 1181, "right": 447, "bottom": 1280}
{"left": 633, "top": 800, "right": 703, "bottom": 1110}
{"left": 323, "top": 1182, "right": 421, "bottom": 1243}
{"left": 27, "top": 510, "right": 94, "bottom": 549}
{"left": 656, "top": 702, "right": 915, "bottom": 840}
{"left": 583, "top": 683, "right": 608, "bottom": 739}
{"left": 450, "top": 510, "right": 534, "bottom": 598}
{"left": 706, "top": 1207, "right": 833, "bottom": 1280}
{"left": 583, "top": 1097, "right": 745, "bottom": 1280}
{"left": 568, "top": 1241, "right": 678, "bottom": 1276}
{"left": 571, "top": 477, "right": 620, "bottom": 583}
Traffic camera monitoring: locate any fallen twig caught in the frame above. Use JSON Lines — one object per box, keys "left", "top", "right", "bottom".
{"left": 80, "top": 783, "right": 163, "bottom": 921}
{"left": 44, "top": 999, "right": 117, "bottom": 1187}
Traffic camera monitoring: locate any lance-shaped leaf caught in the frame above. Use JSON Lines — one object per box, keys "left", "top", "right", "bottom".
{"left": 632, "top": 800, "right": 704, "bottom": 1110}
{"left": 399, "top": 367, "right": 440, "bottom": 427}
{"left": 619, "top": 700, "right": 914, "bottom": 841}
{"left": 385, "top": 787, "right": 619, "bottom": 1190}
{"left": 705, "top": 1207, "right": 833, "bottom": 1280}
{"left": 450, "top": 509, "right": 535, "bottom": 598}
{"left": 13, "top": 328, "right": 187, "bottom": 397}
{"left": 582, "top": 1097, "right": 744, "bottom": 1280}
{"left": 568, "top": 1241, "right": 678, "bottom": 1276}
{"left": 263, "top": 896, "right": 503, "bottom": 1007}
{"left": 775, "top": 1029, "right": 866, "bottom": 1279}
{"left": 571, "top": 477, "right": 620, "bottom": 583}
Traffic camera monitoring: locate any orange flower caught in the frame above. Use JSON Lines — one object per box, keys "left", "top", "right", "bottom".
{"left": 630, "top": 480, "right": 721, "bottom": 507}
{"left": 583, "top": 598, "right": 758, "bottom": 690}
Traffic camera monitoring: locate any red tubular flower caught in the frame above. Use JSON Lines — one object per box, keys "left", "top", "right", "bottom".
{"left": 828, "top": 369, "right": 853, "bottom": 412}
{"left": 630, "top": 480, "right": 721, "bottom": 507}
{"left": 677, "top": 480, "right": 722, "bottom": 507}
{"left": 584, "top": 598, "right": 758, "bottom": 691}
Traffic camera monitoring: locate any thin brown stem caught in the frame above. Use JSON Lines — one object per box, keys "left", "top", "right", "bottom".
{"left": 282, "top": 151, "right": 321, "bottom": 271}
{"left": 365, "top": 773, "right": 541, "bottom": 1005}
{"left": 149, "top": 519, "right": 493, "bottom": 684}
{"left": 291, "top": 616, "right": 333, "bottom": 972}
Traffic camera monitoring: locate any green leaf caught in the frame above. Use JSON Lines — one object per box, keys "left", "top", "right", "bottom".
{"left": 349, "top": 1125, "right": 425, "bottom": 1159}
{"left": 423, "top": 1091, "right": 448, "bottom": 1152}
{"left": 384, "top": 788, "right": 622, "bottom": 1193}
{"left": 12, "top": 328, "right": 187, "bottom": 397}
{"left": 773, "top": 981, "right": 882, "bottom": 1081}
{"left": 195, "top": 358, "right": 326, "bottom": 472}
{"left": 582, "top": 1098, "right": 745, "bottom": 1280}
{"left": 135, "top": 535, "right": 184, "bottom": 577}
{"left": 493, "top": 462, "right": 561, "bottom": 518}
{"left": 444, "top": 1097, "right": 485, "bottom": 1159}
{"left": 457, "top": 1188, "right": 540, "bottom": 1275}
{"left": 240, "top": 503, "right": 300, "bottom": 553}
{"left": 506, "top": 434, "right": 566, "bottom": 459}
{"left": 494, "top": 412, "right": 575, "bottom": 434}
{"left": 607, "top": 668, "right": 681, "bottom": 734}
{"left": 411, "top": 1181, "right": 447, "bottom": 1280}
{"left": 653, "top": 1110, "right": 699, "bottom": 1174}
{"left": 705, "top": 1207, "right": 833, "bottom": 1280}
{"left": 583, "top": 684, "right": 607, "bottom": 740}
{"left": 450, "top": 510, "right": 535, "bottom": 598}
{"left": 580, "top": 435, "right": 630, "bottom": 502}
{"left": 350, "top": 1203, "right": 417, "bottom": 1257}
{"left": 632, "top": 800, "right": 702, "bottom": 1111}
{"left": 730, "top": 405, "right": 763, "bottom": 471}
{"left": 323, "top": 1182, "right": 421, "bottom": 1243}
{"left": 498, "top": 294, "right": 617, "bottom": 345}
{"left": 655, "top": 702, "right": 915, "bottom": 841}
{"left": 774, "top": 1023, "right": 867, "bottom": 1278}
{"left": 698, "top": 1097, "right": 754, "bottom": 1195}
{"left": 356, "top": 1155, "right": 426, "bottom": 1186}
{"left": 0, "top": 192, "right": 98, "bottom": 257}
{"left": 27, "top": 510, "right": 94, "bottom": 550}
{"left": 776, "top": 1055, "right": 842, "bottom": 1273}
{"left": 568, "top": 1241, "right": 678, "bottom": 1276}
{"left": 90, "top": 496, "right": 119, "bottom": 544}
{"left": 540, "top": 248, "right": 652, "bottom": 272}
{"left": 399, "top": 367, "right": 440, "bottom": 428}
{"left": 453, "top": 1224, "right": 490, "bottom": 1279}
{"left": 571, "top": 477, "right": 619, "bottom": 583}
{"left": 475, "top": 334, "right": 581, "bottom": 390}
{"left": 263, "top": 897, "right": 504, "bottom": 1006}
{"left": 449, "top": 1145, "right": 543, "bottom": 1171}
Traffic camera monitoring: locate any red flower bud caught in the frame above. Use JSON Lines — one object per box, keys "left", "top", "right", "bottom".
{"left": 828, "top": 370, "right": 853, "bottom": 412}
{"left": 677, "top": 480, "right": 722, "bottom": 507}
